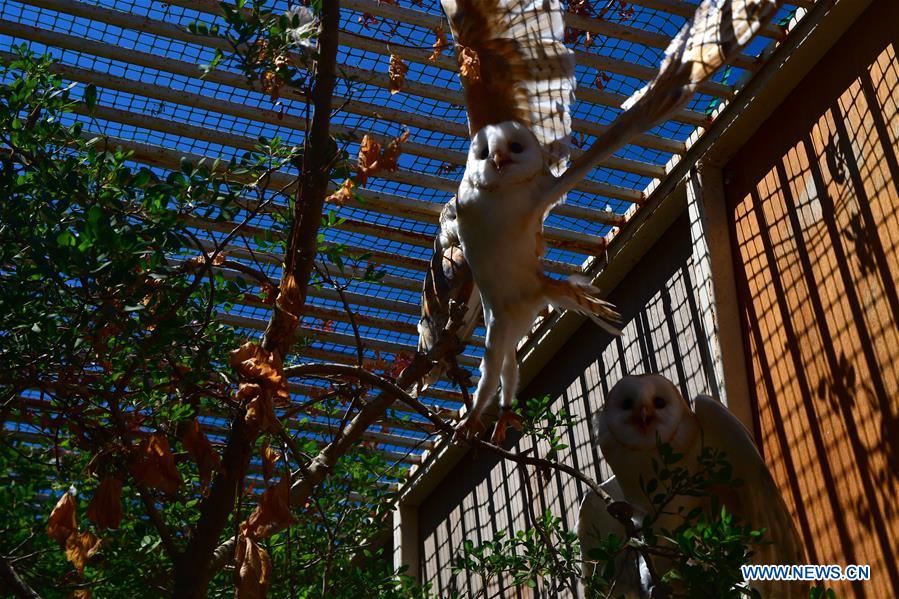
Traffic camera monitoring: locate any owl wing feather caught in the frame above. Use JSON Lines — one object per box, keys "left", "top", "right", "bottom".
{"left": 441, "top": 0, "right": 575, "bottom": 174}
{"left": 576, "top": 476, "right": 646, "bottom": 598}
{"left": 415, "top": 199, "right": 482, "bottom": 395}
{"left": 694, "top": 395, "right": 809, "bottom": 597}
{"left": 555, "top": 0, "right": 783, "bottom": 195}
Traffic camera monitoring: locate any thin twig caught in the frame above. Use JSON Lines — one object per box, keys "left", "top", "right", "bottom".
{"left": 0, "top": 554, "right": 42, "bottom": 599}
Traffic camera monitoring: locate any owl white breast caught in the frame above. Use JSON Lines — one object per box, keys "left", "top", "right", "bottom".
{"left": 455, "top": 121, "right": 551, "bottom": 312}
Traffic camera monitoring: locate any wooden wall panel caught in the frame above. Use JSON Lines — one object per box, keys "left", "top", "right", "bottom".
{"left": 725, "top": 2, "right": 899, "bottom": 596}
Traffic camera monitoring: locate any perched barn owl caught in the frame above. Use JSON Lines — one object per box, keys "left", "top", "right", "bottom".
{"left": 426, "top": 0, "right": 782, "bottom": 441}
{"left": 580, "top": 374, "right": 807, "bottom": 598}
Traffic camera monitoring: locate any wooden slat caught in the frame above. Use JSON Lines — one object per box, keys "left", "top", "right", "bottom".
{"left": 169, "top": 0, "right": 740, "bottom": 95}
{"left": 221, "top": 312, "right": 482, "bottom": 369}
{"left": 91, "top": 77, "right": 653, "bottom": 198}
{"left": 299, "top": 418, "right": 434, "bottom": 450}
{"left": 0, "top": 26, "right": 684, "bottom": 158}
{"left": 93, "top": 133, "right": 618, "bottom": 254}
{"left": 192, "top": 211, "right": 580, "bottom": 278}
{"left": 341, "top": 0, "right": 759, "bottom": 76}
{"left": 14, "top": 396, "right": 434, "bottom": 457}
{"left": 69, "top": 83, "right": 643, "bottom": 214}
{"left": 183, "top": 217, "right": 433, "bottom": 276}
{"left": 298, "top": 344, "right": 474, "bottom": 401}
{"left": 188, "top": 239, "right": 490, "bottom": 349}
{"left": 287, "top": 381, "right": 461, "bottom": 415}
{"left": 10, "top": 0, "right": 710, "bottom": 127}
{"left": 206, "top": 259, "right": 425, "bottom": 316}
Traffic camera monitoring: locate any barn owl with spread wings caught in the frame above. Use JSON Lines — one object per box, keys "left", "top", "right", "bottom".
{"left": 418, "top": 0, "right": 783, "bottom": 442}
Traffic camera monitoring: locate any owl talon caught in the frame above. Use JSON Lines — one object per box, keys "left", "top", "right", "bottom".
{"left": 454, "top": 414, "right": 486, "bottom": 441}
{"left": 490, "top": 408, "right": 523, "bottom": 445}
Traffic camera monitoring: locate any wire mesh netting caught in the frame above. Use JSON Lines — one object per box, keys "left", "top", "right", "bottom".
{"left": 0, "top": 0, "right": 808, "bottom": 477}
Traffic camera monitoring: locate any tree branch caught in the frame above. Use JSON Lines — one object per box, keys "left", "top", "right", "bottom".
{"left": 282, "top": 362, "right": 613, "bottom": 503}
{"left": 137, "top": 487, "right": 180, "bottom": 560}
{"left": 0, "top": 554, "right": 42, "bottom": 599}
{"left": 171, "top": 2, "right": 342, "bottom": 596}
{"left": 205, "top": 302, "right": 471, "bottom": 576}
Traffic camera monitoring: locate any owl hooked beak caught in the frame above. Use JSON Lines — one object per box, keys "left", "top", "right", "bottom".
{"left": 633, "top": 404, "right": 655, "bottom": 433}
{"left": 491, "top": 151, "right": 512, "bottom": 171}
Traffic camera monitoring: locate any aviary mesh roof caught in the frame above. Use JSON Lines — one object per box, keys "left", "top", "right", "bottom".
{"left": 0, "top": 0, "right": 810, "bottom": 483}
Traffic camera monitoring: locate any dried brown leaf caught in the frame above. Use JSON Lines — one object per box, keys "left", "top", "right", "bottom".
{"left": 180, "top": 419, "right": 221, "bottom": 490}
{"left": 356, "top": 131, "right": 408, "bottom": 183}
{"left": 65, "top": 530, "right": 101, "bottom": 576}
{"left": 238, "top": 382, "right": 262, "bottom": 402}
{"left": 47, "top": 491, "right": 77, "bottom": 546}
{"left": 429, "top": 23, "right": 449, "bottom": 62}
{"left": 130, "top": 433, "right": 182, "bottom": 495}
{"left": 86, "top": 476, "right": 123, "bottom": 530}
{"left": 356, "top": 134, "right": 381, "bottom": 186}
{"left": 388, "top": 54, "right": 408, "bottom": 94}
{"left": 260, "top": 441, "right": 281, "bottom": 483}
{"left": 379, "top": 130, "right": 410, "bottom": 173}
{"left": 261, "top": 70, "right": 283, "bottom": 101}
{"left": 259, "top": 282, "right": 278, "bottom": 305}
{"left": 229, "top": 342, "right": 284, "bottom": 392}
{"left": 457, "top": 46, "right": 480, "bottom": 83}
{"left": 244, "top": 476, "right": 296, "bottom": 539}
{"left": 326, "top": 179, "right": 355, "bottom": 206}
{"left": 245, "top": 393, "right": 281, "bottom": 435}
{"left": 234, "top": 535, "right": 271, "bottom": 599}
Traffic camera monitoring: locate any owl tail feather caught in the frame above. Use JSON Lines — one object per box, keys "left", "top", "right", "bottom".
{"left": 542, "top": 274, "right": 621, "bottom": 336}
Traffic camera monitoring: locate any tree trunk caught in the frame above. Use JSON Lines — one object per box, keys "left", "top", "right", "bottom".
{"left": 171, "top": 2, "right": 340, "bottom": 596}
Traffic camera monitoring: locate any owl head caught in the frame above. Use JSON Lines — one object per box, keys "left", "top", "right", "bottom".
{"left": 464, "top": 121, "right": 545, "bottom": 189}
{"left": 597, "top": 374, "right": 691, "bottom": 450}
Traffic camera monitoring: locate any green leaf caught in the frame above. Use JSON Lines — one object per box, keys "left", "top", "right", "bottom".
{"left": 84, "top": 83, "right": 97, "bottom": 112}
{"left": 56, "top": 230, "right": 76, "bottom": 247}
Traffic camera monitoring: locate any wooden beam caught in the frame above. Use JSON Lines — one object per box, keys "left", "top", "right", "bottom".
{"left": 165, "top": 0, "right": 742, "bottom": 95}
{"left": 11, "top": 0, "right": 711, "bottom": 124}
{"left": 340, "top": 0, "right": 759, "bottom": 76}
{"left": 56, "top": 68, "right": 643, "bottom": 206}
{"left": 94, "top": 132, "right": 620, "bottom": 254}
{"left": 287, "top": 380, "right": 461, "bottom": 414}
{"left": 0, "top": 26, "right": 684, "bottom": 158}
{"left": 220, "top": 312, "right": 482, "bottom": 369}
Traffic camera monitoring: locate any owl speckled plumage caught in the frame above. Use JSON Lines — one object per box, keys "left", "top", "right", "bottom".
{"left": 415, "top": 199, "right": 481, "bottom": 400}
{"left": 580, "top": 374, "right": 807, "bottom": 598}
{"left": 426, "top": 0, "right": 783, "bottom": 440}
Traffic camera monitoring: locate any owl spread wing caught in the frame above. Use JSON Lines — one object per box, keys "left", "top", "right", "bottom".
{"left": 441, "top": 0, "right": 576, "bottom": 174}
{"left": 415, "top": 199, "right": 482, "bottom": 396}
{"left": 694, "top": 395, "right": 808, "bottom": 597}
{"left": 555, "top": 0, "right": 783, "bottom": 194}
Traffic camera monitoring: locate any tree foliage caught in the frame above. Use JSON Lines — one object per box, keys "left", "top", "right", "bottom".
{"left": 0, "top": 49, "right": 416, "bottom": 598}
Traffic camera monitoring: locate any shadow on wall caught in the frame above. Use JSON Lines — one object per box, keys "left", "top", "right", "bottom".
{"left": 725, "top": 3, "right": 899, "bottom": 596}
{"left": 419, "top": 211, "right": 723, "bottom": 598}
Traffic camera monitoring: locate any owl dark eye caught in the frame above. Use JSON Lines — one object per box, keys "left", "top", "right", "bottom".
{"left": 478, "top": 147, "right": 489, "bottom": 160}
{"left": 621, "top": 398, "right": 633, "bottom": 410}
{"left": 510, "top": 142, "right": 523, "bottom": 154}
{"left": 653, "top": 397, "right": 666, "bottom": 409}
